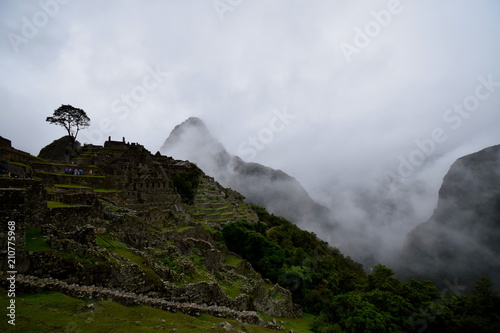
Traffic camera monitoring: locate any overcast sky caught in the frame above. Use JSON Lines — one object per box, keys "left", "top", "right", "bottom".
{"left": 1, "top": 1, "right": 500, "bottom": 239}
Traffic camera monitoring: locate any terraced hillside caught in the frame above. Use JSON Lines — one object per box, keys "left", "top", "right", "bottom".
{"left": 189, "top": 175, "right": 259, "bottom": 226}
{"left": 0, "top": 137, "right": 304, "bottom": 331}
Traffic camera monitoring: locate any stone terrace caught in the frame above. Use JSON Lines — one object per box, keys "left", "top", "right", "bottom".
{"left": 189, "top": 176, "right": 259, "bottom": 227}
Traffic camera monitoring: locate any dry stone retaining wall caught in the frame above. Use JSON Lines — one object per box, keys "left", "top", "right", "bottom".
{"left": 15, "top": 274, "right": 267, "bottom": 327}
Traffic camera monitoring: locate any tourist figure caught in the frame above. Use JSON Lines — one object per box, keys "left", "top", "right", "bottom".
{"left": 74, "top": 168, "right": 78, "bottom": 175}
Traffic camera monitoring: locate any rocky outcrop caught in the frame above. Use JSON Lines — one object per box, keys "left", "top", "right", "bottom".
{"left": 38, "top": 135, "right": 80, "bottom": 161}
{"left": 247, "top": 280, "right": 303, "bottom": 318}
{"left": 402, "top": 145, "right": 500, "bottom": 286}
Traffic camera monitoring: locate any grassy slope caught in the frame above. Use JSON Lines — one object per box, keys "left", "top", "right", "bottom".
{"left": 0, "top": 288, "right": 314, "bottom": 333}
{"left": 19, "top": 232, "right": 316, "bottom": 331}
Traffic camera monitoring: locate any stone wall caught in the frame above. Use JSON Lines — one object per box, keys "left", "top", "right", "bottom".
{"left": 46, "top": 206, "right": 103, "bottom": 231}
{"left": 37, "top": 173, "right": 113, "bottom": 188}
{"left": 250, "top": 280, "right": 303, "bottom": 318}
{"left": 48, "top": 191, "right": 99, "bottom": 206}
{"left": 14, "top": 274, "right": 267, "bottom": 327}
{"left": 0, "top": 178, "right": 46, "bottom": 225}
{"left": 0, "top": 161, "right": 27, "bottom": 178}
{"left": 0, "top": 146, "right": 42, "bottom": 166}
{"left": 0, "top": 179, "right": 46, "bottom": 278}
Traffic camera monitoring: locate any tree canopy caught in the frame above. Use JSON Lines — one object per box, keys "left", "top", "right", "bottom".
{"left": 46, "top": 104, "right": 90, "bottom": 150}
{"left": 223, "top": 207, "right": 500, "bottom": 333}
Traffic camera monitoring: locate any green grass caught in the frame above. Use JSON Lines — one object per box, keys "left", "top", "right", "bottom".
{"left": 96, "top": 234, "right": 143, "bottom": 264}
{"left": 183, "top": 267, "right": 211, "bottom": 285}
{"left": 224, "top": 254, "right": 242, "bottom": 267}
{"left": 177, "top": 226, "right": 194, "bottom": 232}
{"left": 192, "top": 212, "right": 205, "bottom": 217}
{"left": 34, "top": 161, "right": 71, "bottom": 166}
{"left": 162, "top": 256, "right": 182, "bottom": 273}
{"left": 54, "top": 184, "right": 92, "bottom": 189}
{"left": 96, "top": 234, "right": 156, "bottom": 277}
{"left": 37, "top": 171, "right": 106, "bottom": 178}
{"left": 1, "top": 288, "right": 293, "bottom": 333}
{"left": 47, "top": 201, "right": 83, "bottom": 208}
{"left": 93, "top": 188, "right": 123, "bottom": 193}
{"left": 206, "top": 212, "right": 222, "bottom": 217}
{"left": 219, "top": 280, "right": 245, "bottom": 299}
{"left": 7, "top": 161, "right": 29, "bottom": 168}
{"left": 202, "top": 224, "right": 219, "bottom": 234}
{"left": 213, "top": 206, "right": 230, "bottom": 211}
{"left": 259, "top": 312, "right": 316, "bottom": 333}
{"left": 25, "top": 226, "right": 52, "bottom": 252}
{"left": 192, "top": 253, "right": 204, "bottom": 269}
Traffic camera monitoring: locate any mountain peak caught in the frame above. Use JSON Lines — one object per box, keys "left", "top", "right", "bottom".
{"left": 160, "top": 117, "right": 338, "bottom": 234}
{"left": 169, "top": 117, "right": 210, "bottom": 137}
{"left": 160, "top": 117, "right": 230, "bottom": 174}
{"left": 163, "top": 117, "right": 217, "bottom": 146}
{"left": 181, "top": 116, "right": 206, "bottom": 128}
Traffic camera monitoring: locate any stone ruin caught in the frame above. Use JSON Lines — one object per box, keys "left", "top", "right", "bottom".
{"left": 0, "top": 136, "right": 303, "bottom": 328}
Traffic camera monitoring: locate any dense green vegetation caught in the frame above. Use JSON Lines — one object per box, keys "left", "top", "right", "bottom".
{"left": 222, "top": 206, "right": 500, "bottom": 333}
{"left": 173, "top": 166, "right": 203, "bottom": 203}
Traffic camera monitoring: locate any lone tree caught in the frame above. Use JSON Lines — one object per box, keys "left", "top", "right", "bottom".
{"left": 46, "top": 104, "right": 90, "bottom": 151}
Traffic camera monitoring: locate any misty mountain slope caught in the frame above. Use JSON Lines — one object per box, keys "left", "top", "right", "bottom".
{"left": 402, "top": 144, "right": 500, "bottom": 286}
{"left": 160, "top": 117, "right": 337, "bottom": 232}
